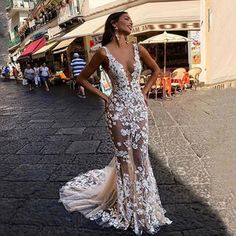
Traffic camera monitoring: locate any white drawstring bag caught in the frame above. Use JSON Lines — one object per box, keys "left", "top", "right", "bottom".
{"left": 22, "top": 79, "right": 28, "bottom": 86}
{"left": 100, "top": 68, "right": 112, "bottom": 96}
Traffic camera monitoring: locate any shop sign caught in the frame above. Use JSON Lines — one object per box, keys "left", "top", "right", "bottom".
{"left": 132, "top": 22, "right": 200, "bottom": 34}
{"left": 189, "top": 31, "right": 201, "bottom": 65}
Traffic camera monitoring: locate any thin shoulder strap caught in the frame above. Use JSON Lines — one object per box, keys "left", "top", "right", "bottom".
{"left": 102, "top": 46, "right": 109, "bottom": 55}
{"left": 133, "top": 43, "right": 140, "bottom": 59}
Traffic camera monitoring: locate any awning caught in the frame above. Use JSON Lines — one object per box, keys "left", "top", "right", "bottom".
{"left": 53, "top": 48, "right": 68, "bottom": 54}
{"left": 52, "top": 38, "right": 75, "bottom": 53}
{"left": 95, "top": 1, "right": 200, "bottom": 35}
{"left": 59, "top": 14, "right": 109, "bottom": 40}
{"left": 32, "top": 42, "right": 57, "bottom": 59}
{"left": 18, "top": 37, "right": 46, "bottom": 60}
{"left": 128, "top": 1, "right": 200, "bottom": 34}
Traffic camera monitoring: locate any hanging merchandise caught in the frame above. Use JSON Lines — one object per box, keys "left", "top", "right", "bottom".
{"left": 99, "top": 66, "right": 112, "bottom": 96}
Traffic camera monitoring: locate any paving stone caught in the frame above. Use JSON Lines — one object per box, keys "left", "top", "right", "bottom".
{"left": 29, "top": 122, "right": 54, "bottom": 129}
{"left": 163, "top": 138, "right": 195, "bottom": 156}
{"left": 32, "top": 181, "right": 64, "bottom": 199}
{"left": 40, "top": 226, "right": 80, "bottom": 236}
{"left": 0, "top": 225, "right": 41, "bottom": 236}
{"left": 97, "top": 140, "right": 114, "bottom": 153}
{"left": 52, "top": 122, "right": 76, "bottom": 128}
{"left": 73, "top": 120, "right": 97, "bottom": 127}
{"left": 29, "top": 119, "right": 55, "bottom": 123}
{"left": 0, "top": 198, "right": 24, "bottom": 224}
{"left": 56, "top": 127, "right": 85, "bottom": 135}
{"left": 182, "top": 228, "right": 230, "bottom": 236}
{"left": 46, "top": 135, "right": 72, "bottom": 142}
{"left": 0, "top": 181, "right": 44, "bottom": 198}
{"left": 0, "top": 164, "right": 18, "bottom": 178}
{"left": 49, "top": 164, "right": 83, "bottom": 181}
{"left": 168, "top": 155, "right": 210, "bottom": 185}
{"left": 12, "top": 199, "right": 75, "bottom": 226}
{"left": 66, "top": 140, "right": 100, "bottom": 154}
{"left": 0, "top": 140, "right": 27, "bottom": 154}
{"left": 4, "top": 164, "right": 58, "bottom": 181}
{"left": 38, "top": 154, "right": 75, "bottom": 164}
{"left": 40, "top": 141, "right": 71, "bottom": 154}
{"left": 159, "top": 185, "right": 191, "bottom": 204}
{"left": 16, "top": 142, "right": 45, "bottom": 154}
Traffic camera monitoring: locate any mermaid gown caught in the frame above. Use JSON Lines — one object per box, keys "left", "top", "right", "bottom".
{"left": 59, "top": 44, "right": 172, "bottom": 235}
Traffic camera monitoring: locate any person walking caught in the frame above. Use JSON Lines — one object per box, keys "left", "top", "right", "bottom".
{"left": 12, "top": 66, "right": 19, "bottom": 84}
{"left": 2, "top": 65, "right": 10, "bottom": 80}
{"left": 40, "top": 62, "right": 50, "bottom": 91}
{"left": 24, "top": 63, "right": 35, "bottom": 91}
{"left": 70, "top": 52, "right": 86, "bottom": 98}
{"left": 34, "top": 63, "right": 41, "bottom": 87}
{"left": 59, "top": 12, "right": 172, "bottom": 235}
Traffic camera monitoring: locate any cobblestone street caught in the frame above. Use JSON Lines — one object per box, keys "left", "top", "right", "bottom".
{"left": 0, "top": 81, "right": 235, "bottom": 236}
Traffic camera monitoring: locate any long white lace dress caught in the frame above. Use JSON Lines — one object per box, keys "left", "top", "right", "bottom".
{"left": 59, "top": 44, "right": 172, "bottom": 235}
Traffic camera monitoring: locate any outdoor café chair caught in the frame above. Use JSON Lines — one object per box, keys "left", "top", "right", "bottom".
{"left": 148, "top": 77, "right": 162, "bottom": 100}
{"left": 170, "top": 67, "right": 186, "bottom": 94}
{"left": 188, "top": 67, "right": 202, "bottom": 90}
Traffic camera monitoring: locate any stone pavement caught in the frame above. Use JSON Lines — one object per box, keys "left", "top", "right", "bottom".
{"left": 0, "top": 80, "right": 235, "bottom": 236}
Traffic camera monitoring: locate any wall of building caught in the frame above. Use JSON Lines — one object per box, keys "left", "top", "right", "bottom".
{"left": 202, "top": 0, "right": 236, "bottom": 85}
{"left": 0, "top": 1, "right": 8, "bottom": 66}
{"left": 9, "top": 12, "right": 19, "bottom": 40}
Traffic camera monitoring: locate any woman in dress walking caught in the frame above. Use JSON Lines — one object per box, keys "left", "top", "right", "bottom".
{"left": 59, "top": 12, "right": 172, "bottom": 235}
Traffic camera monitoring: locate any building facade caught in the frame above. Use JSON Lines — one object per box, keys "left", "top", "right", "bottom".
{"left": 0, "top": 1, "right": 8, "bottom": 66}
{"left": 6, "top": 0, "right": 39, "bottom": 53}
{"left": 200, "top": 0, "right": 236, "bottom": 87}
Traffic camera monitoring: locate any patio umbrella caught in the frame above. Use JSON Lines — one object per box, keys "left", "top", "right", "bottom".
{"left": 139, "top": 31, "right": 190, "bottom": 74}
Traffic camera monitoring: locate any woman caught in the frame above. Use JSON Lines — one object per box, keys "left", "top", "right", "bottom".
{"left": 34, "top": 63, "right": 41, "bottom": 87}
{"left": 59, "top": 12, "right": 172, "bottom": 235}
{"left": 24, "top": 63, "right": 35, "bottom": 91}
{"left": 40, "top": 62, "right": 50, "bottom": 91}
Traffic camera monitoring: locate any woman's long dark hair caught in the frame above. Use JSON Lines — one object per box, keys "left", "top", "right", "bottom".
{"left": 101, "top": 12, "right": 127, "bottom": 46}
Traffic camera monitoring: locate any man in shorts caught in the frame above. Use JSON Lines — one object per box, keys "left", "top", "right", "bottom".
{"left": 71, "top": 53, "right": 86, "bottom": 98}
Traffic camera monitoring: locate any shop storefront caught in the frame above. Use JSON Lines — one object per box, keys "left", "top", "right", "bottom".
{"left": 55, "top": 0, "right": 200, "bottom": 77}
{"left": 52, "top": 37, "right": 85, "bottom": 78}
{"left": 31, "top": 41, "right": 58, "bottom": 68}
{"left": 126, "top": 1, "right": 200, "bottom": 71}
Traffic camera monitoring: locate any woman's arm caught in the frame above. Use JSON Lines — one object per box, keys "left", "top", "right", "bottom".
{"left": 77, "top": 48, "right": 109, "bottom": 102}
{"left": 138, "top": 45, "right": 161, "bottom": 95}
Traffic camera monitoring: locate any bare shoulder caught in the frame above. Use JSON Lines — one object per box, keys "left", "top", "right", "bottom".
{"left": 89, "top": 48, "right": 107, "bottom": 65}
{"left": 95, "top": 47, "right": 107, "bottom": 58}
{"left": 137, "top": 44, "right": 148, "bottom": 56}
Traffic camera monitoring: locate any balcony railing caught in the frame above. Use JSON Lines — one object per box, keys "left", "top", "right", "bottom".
{"left": 6, "top": 0, "right": 36, "bottom": 10}
{"left": 8, "top": 36, "right": 21, "bottom": 48}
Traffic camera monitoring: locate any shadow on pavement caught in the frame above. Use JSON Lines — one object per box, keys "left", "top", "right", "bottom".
{"left": 71, "top": 147, "right": 230, "bottom": 236}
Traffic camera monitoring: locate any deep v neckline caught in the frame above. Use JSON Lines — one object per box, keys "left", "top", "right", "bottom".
{"left": 104, "top": 44, "right": 136, "bottom": 84}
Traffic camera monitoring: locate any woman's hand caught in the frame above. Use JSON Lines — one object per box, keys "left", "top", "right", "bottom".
{"left": 104, "top": 95, "right": 111, "bottom": 112}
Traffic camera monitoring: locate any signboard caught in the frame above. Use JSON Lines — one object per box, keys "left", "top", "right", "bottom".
{"left": 132, "top": 22, "right": 200, "bottom": 34}
{"left": 188, "top": 31, "right": 201, "bottom": 66}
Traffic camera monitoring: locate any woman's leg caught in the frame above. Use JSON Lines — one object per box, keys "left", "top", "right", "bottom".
{"left": 107, "top": 117, "right": 134, "bottom": 221}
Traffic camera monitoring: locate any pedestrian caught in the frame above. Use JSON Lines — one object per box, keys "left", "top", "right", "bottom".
{"left": 12, "top": 66, "right": 19, "bottom": 84}
{"left": 33, "top": 63, "right": 41, "bottom": 87}
{"left": 40, "top": 62, "right": 50, "bottom": 91}
{"left": 59, "top": 12, "right": 172, "bottom": 235}
{"left": 70, "top": 52, "right": 86, "bottom": 98}
{"left": 2, "top": 65, "right": 10, "bottom": 80}
{"left": 24, "top": 63, "right": 35, "bottom": 91}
